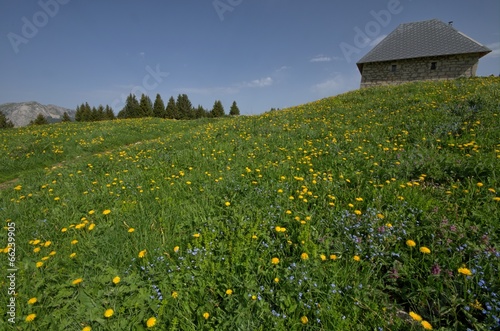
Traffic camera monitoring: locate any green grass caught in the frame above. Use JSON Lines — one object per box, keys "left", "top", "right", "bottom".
{"left": 1, "top": 77, "right": 499, "bottom": 330}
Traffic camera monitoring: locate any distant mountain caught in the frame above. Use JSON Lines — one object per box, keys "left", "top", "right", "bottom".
{"left": 0, "top": 101, "right": 76, "bottom": 127}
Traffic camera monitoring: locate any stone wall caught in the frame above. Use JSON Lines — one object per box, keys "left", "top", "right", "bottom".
{"left": 359, "top": 53, "right": 481, "bottom": 88}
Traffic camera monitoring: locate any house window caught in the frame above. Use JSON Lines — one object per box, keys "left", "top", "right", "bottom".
{"left": 430, "top": 62, "right": 437, "bottom": 70}
{"left": 391, "top": 64, "right": 397, "bottom": 72}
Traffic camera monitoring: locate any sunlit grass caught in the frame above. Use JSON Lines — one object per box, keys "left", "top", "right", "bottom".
{"left": 1, "top": 77, "right": 499, "bottom": 330}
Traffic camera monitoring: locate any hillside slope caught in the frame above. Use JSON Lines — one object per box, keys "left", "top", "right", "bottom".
{"left": 0, "top": 77, "right": 499, "bottom": 330}
{"left": 0, "top": 101, "right": 75, "bottom": 127}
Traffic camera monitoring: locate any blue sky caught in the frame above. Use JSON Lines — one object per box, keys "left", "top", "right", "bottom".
{"left": 1, "top": 0, "right": 499, "bottom": 115}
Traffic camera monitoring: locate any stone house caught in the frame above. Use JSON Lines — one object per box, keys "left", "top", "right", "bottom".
{"left": 356, "top": 19, "right": 491, "bottom": 88}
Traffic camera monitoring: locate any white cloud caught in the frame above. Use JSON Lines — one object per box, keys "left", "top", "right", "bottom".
{"left": 369, "top": 35, "right": 386, "bottom": 47}
{"left": 311, "top": 73, "right": 360, "bottom": 97}
{"left": 310, "top": 55, "right": 332, "bottom": 63}
{"left": 244, "top": 77, "right": 273, "bottom": 88}
{"left": 486, "top": 42, "right": 500, "bottom": 58}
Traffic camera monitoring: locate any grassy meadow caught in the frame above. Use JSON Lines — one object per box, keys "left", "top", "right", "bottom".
{"left": 1, "top": 77, "right": 499, "bottom": 330}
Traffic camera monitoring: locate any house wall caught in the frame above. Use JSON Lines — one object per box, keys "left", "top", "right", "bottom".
{"left": 359, "top": 54, "right": 481, "bottom": 88}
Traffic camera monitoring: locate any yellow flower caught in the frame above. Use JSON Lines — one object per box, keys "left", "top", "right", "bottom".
{"left": 88, "top": 210, "right": 95, "bottom": 215}
{"left": 88, "top": 223, "right": 95, "bottom": 231}
{"left": 36, "top": 261, "right": 44, "bottom": 268}
{"left": 354, "top": 210, "right": 362, "bottom": 215}
{"left": 320, "top": 254, "right": 327, "bottom": 261}
{"left": 271, "top": 257, "right": 280, "bottom": 265}
{"left": 203, "top": 312, "right": 210, "bottom": 319}
{"left": 34, "top": 247, "right": 41, "bottom": 253}
{"left": 421, "top": 320, "right": 433, "bottom": 330}
{"left": 300, "top": 316, "right": 308, "bottom": 324}
{"left": 72, "top": 278, "right": 83, "bottom": 285}
{"left": 226, "top": 289, "right": 233, "bottom": 295}
{"left": 225, "top": 201, "right": 231, "bottom": 206}
{"left": 112, "top": 276, "right": 121, "bottom": 284}
{"left": 376, "top": 213, "right": 385, "bottom": 219}
{"left": 173, "top": 246, "right": 179, "bottom": 253}
{"left": 301, "top": 252, "right": 309, "bottom": 260}
{"left": 70, "top": 252, "right": 77, "bottom": 258}
{"left": 32, "top": 239, "right": 41, "bottom": 245}
{"left": 28, "top": 297, "right": 37, "bottom": 305}
{"left": 128, "top": 228, "right": 135, "bottom": 233}
{"left": 274, "top": 277, "right": 280, "bottom": 283}
{"left": 146, "top": 317, "right": 157, "bottom": 328}
{"left": 49, "top": 251, "right": 56, "bottom": 256}
{"left": 82, "top": 326, "right": 91, "bottom": 331}
{"left": 409, "top": 311, "right": 422, "bottom": 322}
{"left": 458, "top": 267, "right": 472, "bottom": 276}
{"left": 476, "top": 182, "right": 483, "bottom": 187}
{"left": 330, "top": 254, "right": 338, "bottom": 260}
{"left": 102, "top": 209, "right": 111, "bottom": 215}
{"left": 171, "top": 291, "right": 178, "bottom": 299}
{"left": 104, "top": 309, "right": 114, "bottom": 318}
{"left": 138, "top": 249, "right": 147, "bottom": 258}
{"left": 25, "top": 313, "right": 36, "bottom": 322}
{"left": 14, "top": 185, "right": 22, "bottom": 191}
{"left": 43, "top": 241, "right": 52, "bottom": 247}
{"left": 406, "top": 239, "right": 416, "bottom": 247}
{"left": 61, "top": 227, "right": 67, "bottom": 232}
{"left": 420, "top": 246, "right": 431, "bottom": 254}
{"left": 353, "top": 255, "right": 361, "bottom": 262}
{"left": 71, "top": 240, "right": 78, "bottom": 245}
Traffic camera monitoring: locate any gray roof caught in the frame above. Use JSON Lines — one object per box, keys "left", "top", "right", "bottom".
{"left": 357, "top": 19, "right": 491, "bottom": 70}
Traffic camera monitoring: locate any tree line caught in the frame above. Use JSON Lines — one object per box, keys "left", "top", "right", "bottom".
{"left": 75, "top": 93, "right": 240, "bottom": 122}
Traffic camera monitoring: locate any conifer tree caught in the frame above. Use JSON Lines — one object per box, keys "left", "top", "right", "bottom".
{"left": 0, "top": 111, "right": 14, "bottom": 128}
{"left": 165, "top": 96, "right": 177, "bottom": 119}
{"left": 194, "top": 105, "right": 208, "bottom": 119}
{"left": 118, "top": 94, "right": 140, "bottom": 118}
{"left": 153, "top": 94, "right": 166, "bottom": 118}
{"left": 31, "top": 113, "right": 48, "bottom": 125}
{"left": 210, "top": 100, "right": 225, "bottom": 118}
{"left": 61, "top": 112, "right": 71, "bottom": 122}
{"left": 229, "top": 101, "right": 240, "bottom": 116}
{"left": 105, "top": 105, "right": 115, "bottom": 120}
{"left": 139, "top": 94, "right": 153, "bottom": 117}
{"left": 176, "top": 94, "right": 193, "bottom": 120}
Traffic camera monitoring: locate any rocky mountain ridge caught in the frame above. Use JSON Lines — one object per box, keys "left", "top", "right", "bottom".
{"left": 0, "top": 101, "right": 75, "bottom": 127}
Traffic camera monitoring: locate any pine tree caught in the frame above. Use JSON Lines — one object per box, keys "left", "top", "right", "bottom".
{"left": 81, "top": 103, "right": 92, "bottom": 121}
{"left": 165, "top": 96, "right": 177, "bottom": 119}
{"left": 118, "top": 94, "right": 140, "bottom": 118}
{"left": 153, "top": 94, "right": 166, "bottom": 118}
{"left": 194, "top": 105, "right": 208, "bottom": 119}
{"left": 0, "top": 111, "right": 14, "bottom": 128}
{"left": 139, "top": 94, "right": 153, "bottom": 117}
{"left": 229, "top": 101, "right": 240, "bottom": 116}
{"left": 31, "top": 113, "right": 48, "bottom": 125}
{"left": 210, "top": 100, "right": 225, "bottom": 118}
{"left": 105, "top": 105, "right": 115, "bottom": 120}
{"left": 176, "top": 94, "right": 193, "bottom": 120}
{"left": 75, "top": 104, "right": 83, "bottom": 122}
{"left": 61, "top": 112, "right": 71, "bottom": 122}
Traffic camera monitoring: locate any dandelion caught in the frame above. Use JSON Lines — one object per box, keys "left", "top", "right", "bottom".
{"left": 25, "top": 313, "right": 36, "bottom": 322}
{"left": 301, "top": 252, "right": 309, "bottom": 260}
{"left": 320, "top": 254, "right": 327, "bottom": 261}
{"left": 171, "top": 291, "right": 178, "bottom": 299}
{"left": 112, "top": 276, "right": 121, "bottom": 284}
{"left": 72, "top": 278, "right": 83, "bottom": 285}
{"left": 330, "top": 254, "right": 338, "bottom": 260}
{"left": 104, "top": 309, "right": 114, "bottom": 318}
{"left": 406, "top": 239, "right": 416, "bottom": 247}
{"left": 36, "top": 261, "right": 44, "bottom": 268}
{"left": 88, "top": 210, "right": 95, "bottom": 215}
{"left": 203, "top": 312, "right": 210, "bottom": 319}
{"left": 33, "top": 247, "right": 41, "bottom": 253}
{"left": 88, "top": 223, "right": 95, "bottom": 231}
{"left": 71, "top": 240, "right": 78, "bottom": 245}
{"left": 274, "top": 277, "right": 280, "bottom": 283}
{"left": 70, "top": 252, "right": 77, "bottom": 258}
{"left": 138, "top": 249, "right": 147, "bottom": 258}
{"left": 146, "top": 317, "right": 157, "bottom": 328}
{"left": 476, "top": 182, "right": 483, "bottom": 187}
{"left": 28, "top": 297, "right": 37, "bottom": 305}
{"left": 61, "top": 227, "right": 67, "bottom": 232}
{"left": 173, "top": 246, "right": 179, "bottom": 253}
{"left": 226, "top": 289, "right": 233, "bottom": 295}
{"left": 102, "top": 209, "right": 111, "bottom": 215}
{"left": 193, "top": 233, "right": 200, "bottom": 238}
{"left": 353, "top": 255, "right": 361, "bottom": 262}
{"left": 458, "top": 267, "right": 472, "bottom": 276}
{"left": 377, "top": 213, "right": 385, "bottom": 219}
{"left": 421, "top": 320, "right": 433, "bottom": 330}
{"left": 225, "top": 201, "right": 231, "bottom": 206}
{"left": 409, "top": 311, "right": 422, "bottom": 322}
{"left": 82, "top": 326, "right": 91, "bottom": 331}
{"left": 43, "top": 241, "right": 52, "bottom": 247}
{"left": 301, "top": 316, "right": 308, "bottom": 324}
{"left": 420, "top": 247, "right": 431, "bottom": 254}
{"left": 128, "top": 228, "right": 135, "bottom": 233}
{"left": 354, "top": 210, "right": 362, "bottom": 215}
{"left": 271, "top": 257, "right": 280, "bottom": 264}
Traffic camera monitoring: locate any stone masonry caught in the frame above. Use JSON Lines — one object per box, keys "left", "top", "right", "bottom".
{"left": 360, "top": 53, "right": 481, "bottom": 88}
